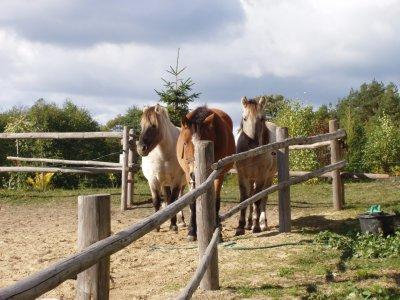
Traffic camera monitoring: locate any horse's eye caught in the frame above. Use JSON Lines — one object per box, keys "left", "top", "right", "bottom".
{"left": 152, "top": 124, "right": 156, "bottom": 128}
{"left": 243, "top": 116, "right": 247, "bottom": 121}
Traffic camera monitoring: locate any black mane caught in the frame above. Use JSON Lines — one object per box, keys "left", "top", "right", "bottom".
{"left": 188, "top": 106, "right": 212, "bottom": 125}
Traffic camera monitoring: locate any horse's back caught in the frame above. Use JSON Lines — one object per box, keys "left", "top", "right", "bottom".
{"left": 210, "top": 108, "right": 233, "bottom": 132}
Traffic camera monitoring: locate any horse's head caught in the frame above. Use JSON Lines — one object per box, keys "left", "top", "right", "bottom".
{"left": 240, "top": 96, "right": 268, "bottom": 146}
{"left": 178, "top": 107, "right": 216, "bottom": 188}
{"left": 137, "top": 104, "right": 167, "bottom": 156}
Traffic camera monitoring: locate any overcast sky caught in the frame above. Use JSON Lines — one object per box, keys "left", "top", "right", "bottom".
{"left": 0, "top": 0, "right": 399, "bottom": 126}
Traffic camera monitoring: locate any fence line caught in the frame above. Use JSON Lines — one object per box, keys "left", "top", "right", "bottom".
{"left": 0, "top": 132, "right": 122, "bottom": 139}
{"left": 0, "top": 127, "right": 136, "bottom": 211}
{"left": 289, "top": 140, "right": 330, "bottom": 150}
{"left": 212, "top": 129, "right": 346, "bottom": 170}
{"left": 220, "top": 161, "right": 346, "bottom": 222}
{"left": 7, "top": 156, "right": 121, "bottom": 167}
{"left": 0, "top": 121, "right": 347, "bottom": 300}
{"left": 0, "top": 166, "right": 124, "bottom": 174}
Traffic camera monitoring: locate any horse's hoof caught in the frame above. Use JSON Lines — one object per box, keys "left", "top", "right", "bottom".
{"left": 187, "top": 235, "right": 197, "bottom": 242}
{"left": 235, "top": 228, "right": 245, "bottom": 236}
{"left": 245, "top": 223, "right": 252, "bottom": 230}
{"left": 178, "top": 222, "right": 187, "bottom": 228}
{"left": 170, "top": 225, "right": 178, "bottom": 232}
{"left": 252, "top": 226, "right": 261, "bottom": 234}
{"left": 260, "top": 225, "right": 268, "bottom": 232}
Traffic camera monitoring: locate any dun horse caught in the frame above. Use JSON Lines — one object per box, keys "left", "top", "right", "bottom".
{"left": 137, "top": 104, "right": 186, "bottom": 231}
{"left": 235, "top": 97, "right": 277, "bottom": 235}
{"left": 177, "top": 106, "right": 236, "bottom": 241}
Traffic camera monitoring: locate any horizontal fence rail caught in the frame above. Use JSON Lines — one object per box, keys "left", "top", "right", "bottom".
{"left": 0, "top": 169, "right": 222, "bottom": 300}
{"left": 220, "top": 160, "right": 346, "bottom": 222}
{"left": 212, "top": 129, "right": 346, "bottom": 170}
{"left": 0, "top": 132, "right": 123, "bottom": 139}
{"left": 289, "top": 140, "right": 330, "bottom": 150}
{"left": 0, "top": 166, "right": 123, "bottom": 174}
{"left": 177, "top": 228, "right": 221, "bottom": 300}
{"left": 7, "top": 156, "right": 121, "bottom": 167}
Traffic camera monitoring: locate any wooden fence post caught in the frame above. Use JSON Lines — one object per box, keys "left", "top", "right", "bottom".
{"left": 276, "top": 127, "right": 291, "bottom": 233}
{"left": 120, "top": 126, "right": 129, "bottom": 211}
{"left": 127, "top": 129, "right": 135, "bottom": 207}
{"left": 77, "top": 194, "right": 111, "bottom": 300}
{"left": 329, "top": 119, "right": 344, "bottom": 210}
{"left": 194, "top": 140, "right": 219, "bottom": 290}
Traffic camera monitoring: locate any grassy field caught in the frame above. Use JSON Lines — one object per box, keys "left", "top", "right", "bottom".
{"left": 0, "top": 176, "right": 399, "bottom": 299}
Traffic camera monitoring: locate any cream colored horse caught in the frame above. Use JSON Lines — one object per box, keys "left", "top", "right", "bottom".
{"left": 137, "top": 104, "right": 186, "bottom": 231}
{"left": 235, "top": 97, "right": 277, "bottom": 235}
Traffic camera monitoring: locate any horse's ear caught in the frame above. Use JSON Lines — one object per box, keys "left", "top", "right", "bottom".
{"left": 258, "top": 96, "right": 267, "bottom": 109}
{"left": 181, "top": 116, "right": 189, "bottom": 127}
{"left": 154, "top": 104, "right": 162, "bottom": 114}
{"left": 204, "top": 113, "right": 215, "bottom": 127}
{"left": 143, "top": 105, "right": 150, "bottom": 113}
{"left": 241, "top": 97, "right": 248, "bottom": 108}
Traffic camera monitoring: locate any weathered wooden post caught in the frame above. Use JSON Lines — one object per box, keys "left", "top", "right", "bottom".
{"left": 194, "top": 140, "right": 219, "bottom": 290}
{"left": 120, "top": 126, "right": 129, "bottom": 211}
{"left": 276, "top": 127, "right": 291, "bottom": 232}
{"left": 127, "top": 128, "right": 135, "bottom": 207}
{"left": 329, "top": 119, "right": 344, "bottom": 210}
{"left": 77, "top": 194, "right": 111, "bottom": 300}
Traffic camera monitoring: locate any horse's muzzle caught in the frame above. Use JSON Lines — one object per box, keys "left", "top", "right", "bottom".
{"left": 136, "top": 141, "right": 149, "bottom": 157}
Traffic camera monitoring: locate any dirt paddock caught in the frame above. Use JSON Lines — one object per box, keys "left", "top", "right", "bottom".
{"left": 0, "top": 180, "right": 399, "bottom": 299}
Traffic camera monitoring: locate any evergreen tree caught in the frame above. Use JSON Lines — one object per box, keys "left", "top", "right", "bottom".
{"left": 155, "top": 49, "right": 200, "bottom": 126}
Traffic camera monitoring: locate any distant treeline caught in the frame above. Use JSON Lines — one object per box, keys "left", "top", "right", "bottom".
{"left": 0, "top": 80, "right": 399, "bottom": 189}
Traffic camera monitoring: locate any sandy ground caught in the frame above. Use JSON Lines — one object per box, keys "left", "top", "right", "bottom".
{"left": 0, "top": 194, "right": 344, "bottom": 300}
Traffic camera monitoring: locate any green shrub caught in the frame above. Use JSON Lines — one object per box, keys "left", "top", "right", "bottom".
{"left": 274, "top": 101, "right": 320, "bottom": 171}
{"left": 363, "top": 114, "right": 400, "bottom": 173}
{"left": 314, "top": 230, "right": 400, "bottom": 259}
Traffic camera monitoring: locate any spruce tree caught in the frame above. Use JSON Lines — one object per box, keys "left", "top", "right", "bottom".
{"left": 155, "top": 49, "right": 200, "bottom": 126}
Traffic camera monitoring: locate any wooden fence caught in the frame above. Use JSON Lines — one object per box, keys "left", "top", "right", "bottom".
{"left": 0, "top": 127, "right": 136, "bottom": 211}
{"left": 0, "top": 121, "right": 346, "bottom": 300}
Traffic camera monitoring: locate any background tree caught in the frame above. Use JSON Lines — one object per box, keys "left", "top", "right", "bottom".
{"left": 105, "top": 105, "right": 142, "bottom": 135}
{"left": 155, "top": 48, "right": 200, "bottom": 126}
{"left": 257, "top": 94, "right": 289, "bottom": 119}
{"left": 335, "top": 80, "right": 400, "bottom": 172}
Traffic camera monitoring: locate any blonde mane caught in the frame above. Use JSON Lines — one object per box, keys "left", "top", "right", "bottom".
{"left": 141, "top": 104, "right": 171, "bottom": 129}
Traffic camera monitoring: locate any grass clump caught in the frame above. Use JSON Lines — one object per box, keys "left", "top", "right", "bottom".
{"left": 278, "top": 267, "right": 294, "bottom": 277}
{"left": 314, "top": 230, "right": 400, "bottom": 259}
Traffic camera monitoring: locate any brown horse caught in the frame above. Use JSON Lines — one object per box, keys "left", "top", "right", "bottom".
{"left": 235, "top": 97, "right": 277, "bottom": 235}
{"left": 177, "top": 106, "right": 236, "bottom": 241}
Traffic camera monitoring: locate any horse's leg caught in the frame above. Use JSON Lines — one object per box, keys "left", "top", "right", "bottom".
{"left": 252, "top": 182, "right": 263, "bottom": 233}
{"left": 150, "top": 182, "right": 162, "bottom": 232}
{"left": 259, "top": 198, "right": 267, "bottom": 231}
{"left": 236, "top": 176, "right": 250, "bottom": 236}
{"left": 187, "top": 201, "right": 197, "bottom": 241}
{"left": 260, "top": 178, "right": 272, "bottom": 231}
{"left": 214, "top": 177, "right": 224, "bottom": 242}
{"left": 177, "top": 185, "right": 186, "bottom": 227}
{"left": 164, "top": 186, "right": 178, "bottom": 232}
{"left": 246, "top": 181, "right": 254, "bottom": 230}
